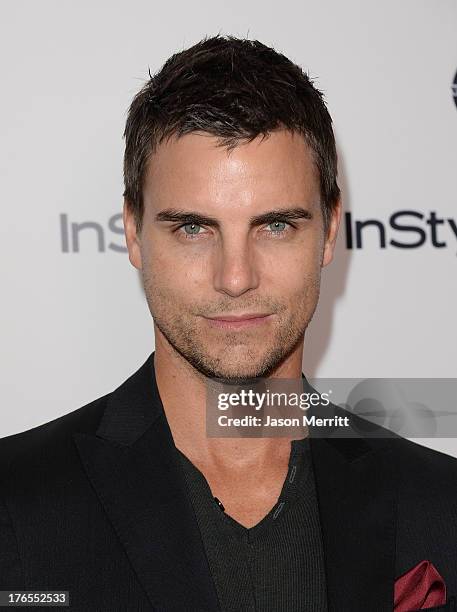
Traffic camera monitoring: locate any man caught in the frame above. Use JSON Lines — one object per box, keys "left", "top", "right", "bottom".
{"left": 1, "top": 34, "right": 457, "bottom": 612}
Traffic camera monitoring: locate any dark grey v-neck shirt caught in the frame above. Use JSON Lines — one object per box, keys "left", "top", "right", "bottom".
{"left": 176, "top": 437, "right": 328, "bottom": 611}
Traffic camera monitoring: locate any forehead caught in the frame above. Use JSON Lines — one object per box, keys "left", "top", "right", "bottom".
{"left": 142, "top": 129, "right": 320, "bottom": 208}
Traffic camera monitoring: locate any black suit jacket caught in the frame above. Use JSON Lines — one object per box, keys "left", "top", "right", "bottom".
{"left": 1, "top": 352, "right": 457, "bottom": 611}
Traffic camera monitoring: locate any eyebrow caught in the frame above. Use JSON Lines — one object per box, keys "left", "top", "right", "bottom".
{"left": 154, "top": 207, "right": 313, "bottom": 228}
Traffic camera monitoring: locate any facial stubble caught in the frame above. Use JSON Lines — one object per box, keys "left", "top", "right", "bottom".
{"left": 141, "top": 266, "right": 321, "bottom": 384}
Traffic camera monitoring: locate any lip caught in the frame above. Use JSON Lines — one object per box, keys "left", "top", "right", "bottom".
{"left": 207, "top": 312, "right": 272, "bottom": 321}
{"left": 203, "top": 313, "right": 274, "bottom": 329}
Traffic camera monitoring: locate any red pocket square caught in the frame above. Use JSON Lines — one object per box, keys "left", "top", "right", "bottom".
{"left": 394, "top": 560, "right": 446, "bottom": 611}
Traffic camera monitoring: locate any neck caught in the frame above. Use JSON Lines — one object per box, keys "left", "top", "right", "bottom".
{"left": 152, "top": 326, "right": 306, "bottom": 470}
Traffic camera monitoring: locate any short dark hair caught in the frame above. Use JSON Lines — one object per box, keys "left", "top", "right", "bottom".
{"left": 123, "top": 34, "right": 340, "bottom": 234}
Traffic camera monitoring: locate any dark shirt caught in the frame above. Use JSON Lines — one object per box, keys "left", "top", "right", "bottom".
{"left": 176, "top": 437, "right": 328, "bottom": 611}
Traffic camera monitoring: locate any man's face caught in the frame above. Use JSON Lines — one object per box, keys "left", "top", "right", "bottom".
{"left": 124, "top": 129, "right": 340, "bottom": 382}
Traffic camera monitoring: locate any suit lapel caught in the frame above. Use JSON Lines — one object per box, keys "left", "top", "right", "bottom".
{"left": 73, "top": 353, "right": 220, "bottom": 611}
{"left": 73, "top": 352, "right": 398, "bottom": 611}
{"left": 309, "top": 410, "right": 398, "bottom": 611}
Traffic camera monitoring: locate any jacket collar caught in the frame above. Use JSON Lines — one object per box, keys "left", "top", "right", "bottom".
{"left": 74, "top": 352, "right": 397, "bottom": 611}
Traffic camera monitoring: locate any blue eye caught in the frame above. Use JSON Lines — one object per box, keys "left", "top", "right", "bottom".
{"left": 183, "top": 223, "right": 202, "bottom": 235}
{"left": 268, "top": 221, "right": 287, "bottom": 232}
{"left": 176, "top": 219, "right": 293, "bottom": 241}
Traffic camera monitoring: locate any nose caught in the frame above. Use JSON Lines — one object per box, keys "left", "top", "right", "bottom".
{"left": 212, "top": 238, "right": 260, "bottom": 298}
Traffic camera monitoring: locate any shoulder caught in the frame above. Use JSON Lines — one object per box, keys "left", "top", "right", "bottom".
{"left": 333, "top": 405, "right": 457, "bottom": 493}
{"left": 388, "top": 436, "right": 457, "bottom": 493}
{"left": 0, "top": 393, "right": 109, "bottom": 488}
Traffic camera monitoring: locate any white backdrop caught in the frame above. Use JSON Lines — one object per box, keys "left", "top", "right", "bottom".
{"left": 1, "top": 1, "right": 456, "bottom": 455}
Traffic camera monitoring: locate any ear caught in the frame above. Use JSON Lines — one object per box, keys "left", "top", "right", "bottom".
{"left": 123, "top": 199, "right": 143, "bottom": 270}
{"left": 322, "top": 198, "right": 342, "bottom": 267}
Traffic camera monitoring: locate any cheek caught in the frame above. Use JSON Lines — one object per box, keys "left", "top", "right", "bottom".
{"left": 262, "top": 241, "right": 322, "bottom": 292}
{"left": 142, "top": 229, "right": 324, "bottom": 299}
{"left": 147, "top": 232, "right": 209, "bottom": 270}
{"left": 141, "top": 243, "right": 208, "bottom": 301}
